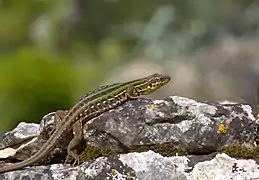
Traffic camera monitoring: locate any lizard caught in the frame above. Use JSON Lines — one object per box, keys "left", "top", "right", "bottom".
{"left": 0, "top": 73, "right": 171, "bottom": 173}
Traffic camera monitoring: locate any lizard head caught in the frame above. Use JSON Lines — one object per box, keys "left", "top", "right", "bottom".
{"left": 135, "top": 73, "right": 171, "bottom": 95}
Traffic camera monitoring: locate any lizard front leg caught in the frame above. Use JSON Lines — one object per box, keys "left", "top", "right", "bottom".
{"left": 65, "top": 119, "right": 84, "bottom": 165}
{"left": 55, "top": 110, "right": 84, "bottom": 165}
{"left": 126, "top": 84, "right": 139, "bottom": 99}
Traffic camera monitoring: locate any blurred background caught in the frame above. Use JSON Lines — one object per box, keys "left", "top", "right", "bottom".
{"left": 0, "top": 0, "right": 259, "bottom": 132}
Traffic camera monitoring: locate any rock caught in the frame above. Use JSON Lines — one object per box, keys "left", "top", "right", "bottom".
{"left": 0, "top": 150, "right": 188, "bottom": 180}
{"left": 0, "top": 122, "right": 39, "bottom": 161}
{"left": 1, "top": 151, "right": 259, "bottom": 180}
{"left": 190, "top": 153, "right": 259, "bottom": 180}
{"left": 0, "top": 122, "right": 39, "bottom": 150}
{"left": 86, "top": 96, "right": 256, "bottom": 153}
{"left": 0, "top": 96, "right": 258, "bottom": 179}
{"left": 0, "top": 112, "right": 66, "bottom": 163}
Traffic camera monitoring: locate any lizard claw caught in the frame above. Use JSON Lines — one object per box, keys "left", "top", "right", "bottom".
{"left": 65, "top": 150, "right": 80, "bottom": 166}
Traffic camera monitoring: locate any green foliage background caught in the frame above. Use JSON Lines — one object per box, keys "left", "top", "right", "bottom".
{"left": 0, "top": 0, "right": 258, "bottom": 131}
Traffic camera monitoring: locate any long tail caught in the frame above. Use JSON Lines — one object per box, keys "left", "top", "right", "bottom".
{"left": 0, "top": 119, "right": 70, "bottom": 174}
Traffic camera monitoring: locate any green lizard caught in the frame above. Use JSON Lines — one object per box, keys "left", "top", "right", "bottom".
{"left": 0, "top": 73, "right": 170, "bottom": 173}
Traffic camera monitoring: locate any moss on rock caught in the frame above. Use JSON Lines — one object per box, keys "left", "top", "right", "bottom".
{"left": 218, "top": 145, "right": 259, "bottom": 158}
{"left": 74, "top": 142, "right": 187, "bottom": 163}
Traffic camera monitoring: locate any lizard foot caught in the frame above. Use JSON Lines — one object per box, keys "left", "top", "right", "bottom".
{"left": 65, "top": 150, "right": 80, "bottom": 166}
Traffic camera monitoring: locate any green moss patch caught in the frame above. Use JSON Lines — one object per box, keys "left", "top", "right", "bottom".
{"left": 74, "top": 142, "right": 187, "bottom": 163}
{"left": 76, "top": 145, "right": 118, "bottom": 163}
{"left": 218, "top": 145, "right": 259, "bottom": 158}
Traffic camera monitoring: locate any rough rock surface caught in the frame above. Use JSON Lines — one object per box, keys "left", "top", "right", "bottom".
{"left": 0, "top": 96, "right": 258, "bottom": 180}
{"left": 85, "top": 96, "right": 256, "bottom": 153}
{"left": 1, "top": 151, "right": 259, "bottom": 180}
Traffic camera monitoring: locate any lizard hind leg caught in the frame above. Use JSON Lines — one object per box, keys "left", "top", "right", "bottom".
{"left": 54, "top": 110, "right": 68, "bottom": 128}
{"left": 43, "top": 110, "right": 69, "bottom": 145}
